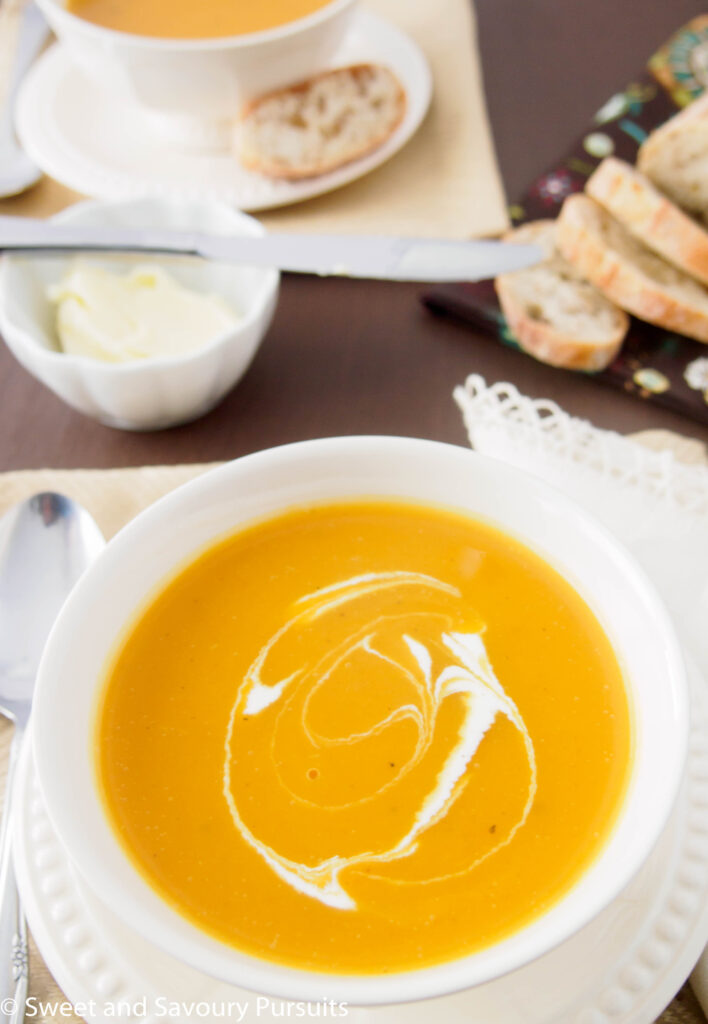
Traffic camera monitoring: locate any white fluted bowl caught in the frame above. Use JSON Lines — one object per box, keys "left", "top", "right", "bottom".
{"left": 0, "top": 197, "right": 279, "bottom": 430}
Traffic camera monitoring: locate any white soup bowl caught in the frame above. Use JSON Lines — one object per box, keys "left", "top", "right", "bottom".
{"left": 31, "top": 437, "right": 688, "bottom": 1004}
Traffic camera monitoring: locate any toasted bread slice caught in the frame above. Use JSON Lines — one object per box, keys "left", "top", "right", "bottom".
{"left": 586, "top": 157, "right": 708, "bottom": 286}
{"left": 557, "top": 194, "right": 708, "bottom": 343}
{"left": 494, "top": 220, "right": 628, "bottom": 371}
{"left": 238, "top": 64, "right": 406, "bottom": 180}
{"left": 637, "top": 93, "right": 708, "bottom": 220}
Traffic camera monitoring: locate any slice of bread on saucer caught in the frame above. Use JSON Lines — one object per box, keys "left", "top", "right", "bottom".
{"left": 238, "top": 64, "right": 406, "bottom": 180}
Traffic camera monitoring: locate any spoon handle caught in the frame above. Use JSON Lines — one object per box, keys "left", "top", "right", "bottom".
{"left": 0, "top": 726, "right": 28, "bottom": 1024}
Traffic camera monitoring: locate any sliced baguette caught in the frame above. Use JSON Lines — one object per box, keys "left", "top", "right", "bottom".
{"left": 586, "top": 157, "right": 708, "bottom": 286}
{"left": 556, "top": 194, "right": 708, "bottom": 343}
{"left": 238, "top": 64, "right": 406, "bottom": 180}
{"left": 637, "top": 92, "right": 708, "bottom": 220}
{"left": 494, "top": 220, "right": 628, "bottom": 371}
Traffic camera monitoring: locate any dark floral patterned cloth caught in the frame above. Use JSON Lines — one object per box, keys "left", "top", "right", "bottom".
{"left": 424, "top": 15, "right": 708, "bottom": 427}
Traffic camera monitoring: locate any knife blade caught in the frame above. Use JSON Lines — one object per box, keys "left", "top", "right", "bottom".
{"left": 0, "top": 215, "right": 543, "bottom": 282}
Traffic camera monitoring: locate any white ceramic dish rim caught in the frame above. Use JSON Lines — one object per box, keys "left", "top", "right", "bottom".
{"left": 36, "top": 0, "right": 357, "bottom": 51}
{"left": 31, "top": 436, "right": 689, "bottom": 1006}
{"left": 0, "top": 198, "right": 280, "bottom": 376}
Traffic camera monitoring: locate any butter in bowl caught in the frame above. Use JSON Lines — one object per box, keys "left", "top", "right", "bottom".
{"left": 48, "top": 261, "right": 242, "bottom": 364}
{"left": 0, "top": 198, "right": 279, "bottom": 430}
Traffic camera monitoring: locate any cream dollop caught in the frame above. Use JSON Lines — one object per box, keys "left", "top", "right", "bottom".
{"left": 48, "top": 262, "right": 240, "bottom": 363}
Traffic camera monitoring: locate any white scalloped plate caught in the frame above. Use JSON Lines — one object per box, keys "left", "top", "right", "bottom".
{"left": 12, "top": 658, "right": 708, "bottom": 1024}
{"left": 14, "top": 10, "right": 431, "bottom": 211}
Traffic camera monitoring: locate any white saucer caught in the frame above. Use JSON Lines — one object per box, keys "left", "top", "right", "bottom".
{"left": 12, "top": 658, "right": 708, "bottom": 1024}
{"left": 14, "top": 10, "right": 431, "bottom": 212}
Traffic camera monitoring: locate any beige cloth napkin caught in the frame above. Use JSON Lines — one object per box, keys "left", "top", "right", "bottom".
{"left": 0, "top": 0, "right": 508, "bottom": 238}
{"left": 0, "top": 437, "right": 705, "bottom": 1023}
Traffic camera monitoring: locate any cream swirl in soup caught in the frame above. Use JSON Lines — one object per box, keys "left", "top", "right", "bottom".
{"left": 224, "top": 572, "right": 536, "bottom": 910}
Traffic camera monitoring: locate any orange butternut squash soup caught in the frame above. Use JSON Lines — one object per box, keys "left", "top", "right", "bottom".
{"left": 66, "top": 0, "right": 335, "bottom": 39}
{"left": 96, "top": 499, "right": 632, "bottom": 974}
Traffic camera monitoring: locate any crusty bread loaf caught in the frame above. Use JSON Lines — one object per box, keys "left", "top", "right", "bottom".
{"left": 556, "top": 194, "right": 708, "bottom": 343}
{"left": 238, "top": 64, "right": 406, "bottom": 180}
{"left": 586, "top": 157, "right": 708, "bottom": 286}
{"left": 637, "top": 92, "right": 708, "bottom": 220}
{"left": 494, "top": 220, "right": 629, "bottom": 371}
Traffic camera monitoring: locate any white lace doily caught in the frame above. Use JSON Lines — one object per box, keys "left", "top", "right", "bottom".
{"left": 455, "top": 375, "right": 708, "bottom": 666}
{"left": 454, "top": 376, "right": 708, "bottom": 515}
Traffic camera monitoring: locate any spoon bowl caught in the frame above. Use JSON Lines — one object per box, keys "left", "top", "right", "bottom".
{"left": 0, "top": 493, "right": 105, "bottom": 724}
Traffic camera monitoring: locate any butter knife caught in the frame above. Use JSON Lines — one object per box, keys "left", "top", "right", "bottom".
{"left": 0, "top": 215, "right": 542, "bottom": 282}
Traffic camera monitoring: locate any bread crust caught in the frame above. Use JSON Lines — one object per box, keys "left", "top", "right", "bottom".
{"left": 637, "top": 93, "right": 708, "bottom": 218}
{"left": 495, "top": 279, "right": 626, "bottom": 370}
{"left": 238, "top": 64, "right": 407, "bottom": 180}
{"left": 586, "top": 157, "right": 708, "bottom": 286}
{"left": 494, "top": 220, "right": 628, "bottom": 371}
{"left": 557, "top": 195, "right": 708, "bottom": 343}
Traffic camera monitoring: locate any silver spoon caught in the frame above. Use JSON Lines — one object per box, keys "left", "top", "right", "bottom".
{"left": 0, "top": 3, "right": 50, "bottom": 198}
{"left": 0, "top": 494, "right": 104, "bottom": 1022}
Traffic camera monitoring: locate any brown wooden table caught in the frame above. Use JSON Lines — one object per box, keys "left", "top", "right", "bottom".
{"left": 1, "top": 0, "right": 707, "bottom": 471}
